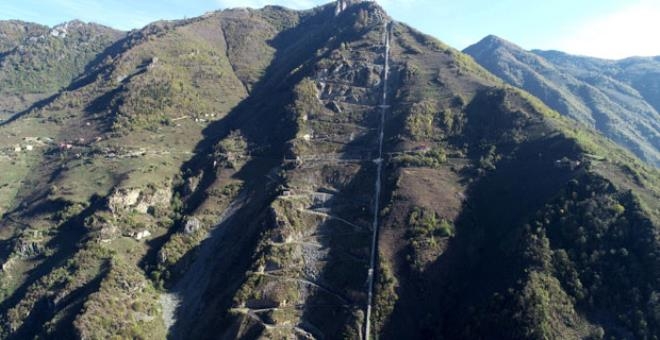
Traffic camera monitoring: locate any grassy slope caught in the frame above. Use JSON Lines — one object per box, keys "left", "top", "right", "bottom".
{"left": 377, "top": 24, "right": 660, "bottom": 340}
{"left": 0, "top": 9, "right": 263, "bottom": 338}
{"left": 0, "top": 21, "right": 124, "bottom": 119}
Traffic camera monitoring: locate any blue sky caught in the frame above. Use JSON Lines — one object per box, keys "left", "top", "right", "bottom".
{"left": 1, "top": 0, "right": 659, "bottom": 59}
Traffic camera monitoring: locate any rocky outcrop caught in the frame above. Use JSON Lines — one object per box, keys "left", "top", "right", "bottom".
{"left": 335, "top": 0, "right": 364, "bottom": 15}
{"left": 108, "top": 186, "right": 171, "bottom": 214}
{"left": 14, "top": 238, "right": 43, "bottom": 258}
{"left": 108, "top": 188, "right": 141, "bottom": 213}
{"left": 98, "top": 223, "right": 120, "bottom": 243}
{"left": 133, "top": 230, "right": 152, "bottom": 241}
{"left": 135, "top": 188, "right": 171, "bottom": 214}
{"left": 184, "top": 174, "right": 201, "bottom": 196}
{"left": 1, "top": 257, "right": 15, "bottom": 273}
{"left": 183, "top": 217, "right": 202, "bottom": 235}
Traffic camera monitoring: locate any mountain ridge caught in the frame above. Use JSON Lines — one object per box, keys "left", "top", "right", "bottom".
{"left": 0, "top": 19, "right": 124, "bottom": 120}
{"left": 464, "top": 34, "right": 660, "bottom": 167}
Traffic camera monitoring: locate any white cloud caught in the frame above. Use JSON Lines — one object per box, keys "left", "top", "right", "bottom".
{"left": 549, "top": 0, "right": 660, "bottom": 59}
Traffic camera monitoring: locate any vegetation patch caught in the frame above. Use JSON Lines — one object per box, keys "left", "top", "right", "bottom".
{"left": 74, "top": 257, "right": 165, "bottom": 340}
{"left": 405, "top": 207, "right": 453, "bottom": 271}
{"left": 372, "top": 257, "right": 397, "bottom": 334}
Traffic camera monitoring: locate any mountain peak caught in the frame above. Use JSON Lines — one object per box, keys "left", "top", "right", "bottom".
{"left": 335, "top": 0, "right": 367, "bottom": 15}
{"left": 50, "top": 20, "right": 84, "bottom": 37}
{"left": 465, "top": 34, "right": 660, "bottom": 167}
{"left": 48, "top": 20, "right": 122, "bottom": 38}
{"left": 472, "top": 34, "right": 522, "bottom": 51}
{"left": 482, "top": 34, "right": 506, "bottom": 43}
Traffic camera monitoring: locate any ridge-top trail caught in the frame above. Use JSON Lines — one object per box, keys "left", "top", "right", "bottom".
{"left": 364, "top": 19, "right": 391, "bottom": 340}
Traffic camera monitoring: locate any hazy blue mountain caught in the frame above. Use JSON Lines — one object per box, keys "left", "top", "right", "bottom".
{"left": 465, "top": 35, "right": 660, "bottom": 166}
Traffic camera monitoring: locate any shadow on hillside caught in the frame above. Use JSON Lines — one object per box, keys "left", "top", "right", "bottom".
{"left": 0, "top": 33, "right": 132, "bottom": 128}
{"left": 148, "top": 4, "right": 376, "bottom": 339}
{"left": 0, "top": 193, "right": 112, "bottom": 337}
{"left": 7, "top": 260, "right": 110, "bottom": 340}
{"left": 297, "top": 24, "right": 400, "bottom": 340}
{"left": 0, "top": 93, "right": 60, "bottom": 127}
{"left": 297, "top": 143, "right": 377, "bottom": 339}
{"left": 380, "top": 127, "right": 583, "bottom": 339}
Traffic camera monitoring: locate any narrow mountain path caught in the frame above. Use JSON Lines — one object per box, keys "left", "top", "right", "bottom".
{"left": 254, "top": 272, "right": 351, "bottom": 305}
{"left": 364, "top": 20, "right": 391, "bottom": 340}
{"left": 295, "top": 208, "right": 369, "bottom": 232}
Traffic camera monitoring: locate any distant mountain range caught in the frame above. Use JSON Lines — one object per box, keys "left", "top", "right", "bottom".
{"left": 464, "top": 35, "right": 660, "bottom": 166}
{"left": 0, "top": 2, "right": 658, "bottom": 339}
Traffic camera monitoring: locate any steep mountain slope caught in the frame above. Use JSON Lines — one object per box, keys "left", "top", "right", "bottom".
{"left": 536, "top": 50, "right": 660, "bottom": 115}
{"left": 464, "top": 35, "right": 660, "bottom": 167}
{"left": 0, "top": 2, "right": 658, "bottom": 340}
{"left": 0, "top": 20, "right": 124, "bottom": 120}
